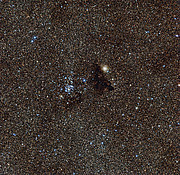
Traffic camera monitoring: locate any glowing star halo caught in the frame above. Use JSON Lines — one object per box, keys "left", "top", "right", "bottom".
{"left": 101, "top": 65, "right": 109, "bottom": 73}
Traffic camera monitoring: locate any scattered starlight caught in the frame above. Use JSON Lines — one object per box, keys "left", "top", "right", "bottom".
{"left": 1, "top": 1, "right": 178, "bottom": 174}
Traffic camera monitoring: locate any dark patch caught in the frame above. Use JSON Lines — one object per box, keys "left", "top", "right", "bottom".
{"left": 89, "top": 63, "right": 114, "bottom": 94}
{"left": 65, "top": 92, "right": 83, "bottom": 109}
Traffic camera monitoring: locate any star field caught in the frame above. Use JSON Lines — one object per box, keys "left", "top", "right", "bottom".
{"left": 1, "top": 1, "right": 179, "bottom": 174}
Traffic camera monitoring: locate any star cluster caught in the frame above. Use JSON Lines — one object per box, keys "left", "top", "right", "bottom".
{"left": 1, "top": 1, "right": 178, "bottom": 174}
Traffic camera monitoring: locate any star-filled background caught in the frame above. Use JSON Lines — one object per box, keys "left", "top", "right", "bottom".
{"left": 1, "top": 0, "right": 179, "bottom": 174}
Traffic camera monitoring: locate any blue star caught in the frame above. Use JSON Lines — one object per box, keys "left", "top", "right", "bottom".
{"left": 31, "top": 36, "right": 38, "bottom": 43}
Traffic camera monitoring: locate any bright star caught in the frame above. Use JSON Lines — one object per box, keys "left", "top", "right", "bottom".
{"left": 101, "top": 65, "right": 109, "bottom": 73}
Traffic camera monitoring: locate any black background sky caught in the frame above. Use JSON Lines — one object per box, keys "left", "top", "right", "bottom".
{"left": 1, "top": 0, "right": 179, "bottom": 174}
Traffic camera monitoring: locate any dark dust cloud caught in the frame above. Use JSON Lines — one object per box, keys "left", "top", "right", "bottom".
{"left": 1, "top": 1, "right": 179, "bottom": 174}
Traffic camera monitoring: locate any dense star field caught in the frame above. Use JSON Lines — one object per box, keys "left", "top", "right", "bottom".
{"left": 1, "top": 0, "right": 179, "bottom": 174}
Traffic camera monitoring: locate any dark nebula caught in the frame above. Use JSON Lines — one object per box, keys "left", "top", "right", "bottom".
{"left": 1, "top": 1, "right": 178, "bottom": 174}
{"left": 90, "top": 63, "right": 114, "bottom": 94}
